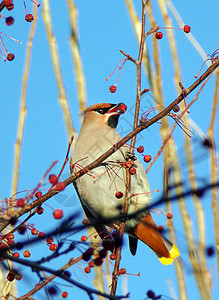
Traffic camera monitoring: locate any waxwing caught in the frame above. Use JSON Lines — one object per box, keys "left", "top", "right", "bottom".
{"left": 71, "top": 103, "right": 180, "bottom": 264}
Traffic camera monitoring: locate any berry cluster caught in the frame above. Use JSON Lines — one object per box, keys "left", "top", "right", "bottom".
{"left": 49, "top": 174, "right": 66, "bottom": 191}
{"left": 155, "top": 25, "right": 191, "bottom": 40}
{"left": 0, "top": 0, "right": 40, "bottom": 61}
{"left": 136, "top": 145, "right": 152, "bottom": 163}
{"left": 80, "top": 225, "right": 126, "bottom": 276}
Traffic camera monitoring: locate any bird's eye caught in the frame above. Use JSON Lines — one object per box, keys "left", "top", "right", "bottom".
{"left": 96, "top": 108, "right": 105, "bottom": 114}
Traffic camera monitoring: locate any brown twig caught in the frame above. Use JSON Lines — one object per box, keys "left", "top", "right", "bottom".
{"left": 145, "top": 74, "right": 213, "bottom": 174}
{"left": 119, "top": 49, "right": 137, "bottom": 64}
{"left": 15, "top": 237, "right": 105, "bottom": 300}
{"left": 110, "top": 1, "right": 148, "bottom": 295}
{"left": 2, "top": 253, "right": 124, "bottom": 300}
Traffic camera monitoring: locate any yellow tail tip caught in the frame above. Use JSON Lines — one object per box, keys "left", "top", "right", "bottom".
{"left": 158, "top": 245, "right": 180, "bottom": 265}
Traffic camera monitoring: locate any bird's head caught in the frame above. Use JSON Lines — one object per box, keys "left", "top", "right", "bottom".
{"left": 82, "top": 103, "right": 127, "bottom": 129}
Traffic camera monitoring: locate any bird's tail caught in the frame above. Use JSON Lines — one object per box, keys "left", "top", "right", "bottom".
{"left": 129, "top": 214, "right": 180, "bottom": 265}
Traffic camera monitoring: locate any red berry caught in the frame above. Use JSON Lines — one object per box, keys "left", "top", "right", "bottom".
{"left": 81, "top": 235, "right": 87, "bottom": 242}
{"left": 82, "top": 219, "right": 89, "bottom": 225}
{"left": 7, "top": 271, "right": 15, "bottom": 282}
{"left": 99, "top": 248, "right": 107, "bottom": 259}
{"left": 158, "top": 225, "right": 164, "bottom": 232}
{"left": 49, "top": 243, "right": 58, "bottom": 251}
{"left": 155, "top": 31, "right": 163, "bottom": 39}
{"left": 109, "top": 85, "right": 117, "bottom": 93}
{"left": 137, "top": 145, "right": 144, "bottom": 153}
{"left": 62, "top": 291, "right": 68, "bottom": 298}
{"left": 167, "top": 213, "right": 173, "bottom": 219}
{"left": 147, "top": 290, "right": 155, "bottom": 299}
{"left": 7, "top": 239, "right": 14, "bottom": 246}
{"left": 0, "top": 243, "right": 8, "bottom": 250}
{"left": 38, "top": 232, "right": 45, "bottom": 238}
{"left": 16, "top": 199, "right": 25, "bottom": 207}
{"left": 55, "top": 182, "right": 65, "bottom": 191}
{"left": 49, "top": 174, "right": 58, "bottom": 185}
{"left": 144, "top": 155, "right": 152, "bottom": 163}
{"left": 140, "top": 117, "right": 147, "bottom": 125}
{"left": 84, "top": 266, "right": 91, "bottom": 273}
{"left": 5, "top": 16, "right": 14, "bottom": 26}
{"left": 47, "top": 237, "right": 54, "bottom": 244}
{"left": 15, "top": 272, "right": 22, "bottom": 280}
{"left": 7, "top": 53, "right": 15, "bottom": 61}
{"left": 31, "top": 228, "right": 38, "bottom": 235}
{"left": 53, "top": 209, "right": 63, "bottom": 219}
{"left": 18, "top": 225, "right": 26, "bottom": 234}
{"left": 94, "top": 256, "right": 103, "bottom": 266}
{"left": 115, "top": 191, "right": 123, "bottom": 199}
{"left": 25, "top": 14, "right": 34, "bottom": 22}
{"left": 129, "top": 167, "right": 136, "bottom": 175}
{"left": 118, "top": 268, "right": 126, "bottom": 275}
{"left": 110, "top": 253, "right": 116, "bottom": 260}
{"left": 82, "top": 248, "right": 94, "bottom": 261}
{"left": 125, "top": 161, "right": 133, "bottom": 169}
{"left": 23, "top": 250, "right": 31, "bottom": 258}
{"left": 183, "top": 25, "right": 191, "bottom": 33}
{"left": 6, "top": 233, "right": 14, "bottom": 240}
{"left": 88, "top": 260, "right": 95, "bottom": 268}
{"left": 37, "top": 206, "right": 44, "bottom": 215}
{"left": 3, "top": 0, "right": 13, "bottom": 5}
{"left": 6, "top": 3, "right": 14, "bottom": 10}
{"left": 118, "top": 103, "right": 127, "bottom": 113}
{"left": 13, "top": 252, "right": 20, "bottom": 258}
{"left": 173, "top": 105, "right": 180, "bottom": 112}
{"left": 35, "top": 191, "right": 42, "bottom": 198}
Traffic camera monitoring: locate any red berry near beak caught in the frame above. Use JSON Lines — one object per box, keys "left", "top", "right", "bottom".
{"left": 118, "top": 103, "right": 127, "bottom": 112}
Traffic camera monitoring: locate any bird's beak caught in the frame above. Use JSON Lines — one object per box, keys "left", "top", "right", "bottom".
{"left": 106, "top": 103, "right": 127, "bottom": 116}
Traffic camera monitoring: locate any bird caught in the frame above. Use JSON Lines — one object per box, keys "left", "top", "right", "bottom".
{"left": 71, "top": 102, "right": 180, "bottom": 265}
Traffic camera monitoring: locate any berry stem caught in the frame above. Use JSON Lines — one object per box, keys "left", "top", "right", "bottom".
{"left": 106, "top": 58, "right": 128, "bottom": 81}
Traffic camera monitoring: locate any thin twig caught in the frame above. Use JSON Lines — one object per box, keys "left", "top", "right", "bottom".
{"left": 2, "top": 253, "right": 125, "bottom": 300}
{"left": 110, "top": 0, "right": 148, "bottom": 295}
{"left": 11, "top": 5, "right": 38, "bottom": 200}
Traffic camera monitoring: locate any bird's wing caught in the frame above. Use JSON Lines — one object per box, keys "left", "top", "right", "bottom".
{"left": 73, "top": 181, "right": 114, "bottom": 245}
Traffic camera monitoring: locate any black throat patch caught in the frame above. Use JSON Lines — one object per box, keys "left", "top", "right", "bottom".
{"left": 108, "top": 114, "right": 120, "bottom": 128}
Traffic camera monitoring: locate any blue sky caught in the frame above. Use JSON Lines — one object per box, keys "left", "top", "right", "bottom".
{"left": 0, "top": 1, "right": 219, "bottom": 299}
